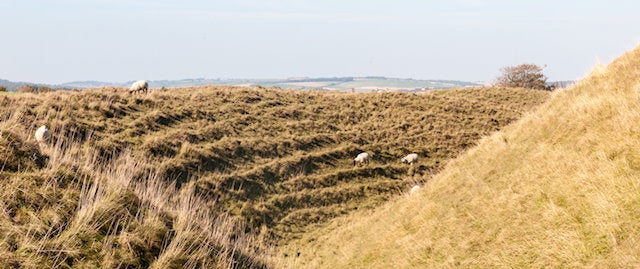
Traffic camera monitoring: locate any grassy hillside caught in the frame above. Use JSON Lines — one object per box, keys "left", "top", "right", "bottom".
{"left": 0, "top": 86, "right": 548, "bottom": 267}
{"left": 0, "top": 116, "right": 265, "bottom": 268}
{"left": 278, "top": 47, "right": 640, "bottom": 268}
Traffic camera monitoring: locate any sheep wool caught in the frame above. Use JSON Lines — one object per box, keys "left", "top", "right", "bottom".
{"left": 35, "top": 125, "right": 50, "bottom": 143}
{"left": 354, "top": 152, "right": 370, "bottom": 167}
{"left": 129, "top": 80, "right": 148, "bottom": 94}
{"left": 401, "top": 153, "right": 418, "bottom": 164}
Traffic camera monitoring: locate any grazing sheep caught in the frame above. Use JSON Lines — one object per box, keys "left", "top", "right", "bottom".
{"left": 353, "top": 152, "right": 370, "bottom": 167}
{"left": 34, "top": 125, "right": 50, "bottom": 143}
{"left": 129, "top": 80, "right": 148, "bottom": 94}
{"left": 410, "top": 185, "right": 421, "bottom": 194}
{"left": 401, "top": 153, "right": 418, "bottom": 165}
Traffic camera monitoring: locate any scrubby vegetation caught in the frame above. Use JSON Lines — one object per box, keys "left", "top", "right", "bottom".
{"left": 279, "top": 46, "right": 640, "bottom": 268}
{"left": 495, "top": 63, "right": 549, "bottom": 90}
{"left": 0, "top": 85, "right": 548, "bottom": 267}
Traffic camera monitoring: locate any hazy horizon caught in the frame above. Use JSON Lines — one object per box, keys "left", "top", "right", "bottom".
{"left": 2, "top": 0, "right": 640, "bottom": 84}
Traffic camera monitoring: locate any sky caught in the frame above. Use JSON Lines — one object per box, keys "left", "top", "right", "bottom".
{"left": 1, "top": 0, "right": 640, "bottom": 84}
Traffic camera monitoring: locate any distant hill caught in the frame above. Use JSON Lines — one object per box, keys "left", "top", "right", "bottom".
{"left": 261, "top": 77, "right": 482, "bottom": 92}
{"left": 0, "top": 79, "right": 55, "bottom": 91}
{"left": 1, "top": 77, "right": 483, "bottom": 92}
{"left": 57, "top": 80, "right": 125, "bottom": 89}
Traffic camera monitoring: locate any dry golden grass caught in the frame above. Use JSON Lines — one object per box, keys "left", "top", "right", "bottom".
{"left": 0, "top": 85, "right": 548, "bottom": 267}
{"left": 277, "top": 46, "right": 640, "bottom": 268}
{"left": 0, "top": 123, "right": 266, "bottom": 268}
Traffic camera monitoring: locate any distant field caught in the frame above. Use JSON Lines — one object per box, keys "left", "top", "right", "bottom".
{"left": 0, "top": 86, "right": 549, "bottom": 267}
{"left": 262, "top": 78, "right": 480, "bottom": 91}
{"left": 1, "top": 77, "right": 481, "bottom": 92}
{"left": 326, "top": 78, "right": 476, "bottom": 91}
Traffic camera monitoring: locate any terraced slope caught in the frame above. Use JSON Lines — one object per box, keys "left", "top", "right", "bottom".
{"left": 0, "top": 124, "right": 266, "bottom": 268}
{"left": 0, "top": 86, "right": 548, "bottom": 267}
{"left": 277, "top": 46, "right": 640, "bottom": 268}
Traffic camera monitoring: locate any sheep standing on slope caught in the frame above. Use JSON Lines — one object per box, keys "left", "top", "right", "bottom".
{"left": 129, "top": 80, "right": 148, "bottom": 94}
{"left": 34, "top": 125, "right": 50, "bottom": 144}
{"left": 354, "top": 152, "right": 370, "bottom": 167}
{"left": 401, "top": 153, "right": 418, "bottom": 165}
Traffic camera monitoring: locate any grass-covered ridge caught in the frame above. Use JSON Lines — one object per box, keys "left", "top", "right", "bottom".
{"left": 279, "top": 47, "right": 640, "bottom": 268}
{"left": 0, "top": 86, "right": 548, "bottom": 267}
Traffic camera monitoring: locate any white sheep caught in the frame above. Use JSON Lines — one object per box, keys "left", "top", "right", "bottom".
{"left": 353, "top": 152, "right": 370, "bottom": 167}
{"left": 409, "top": 185, "right": 421, "bottom": 194}
{"left": 34, "top": 125, "right": 50, "bottom": 143}
{"left": 401, "top": 153, "right": 418, "bottom": 165}
{"left": 129, "top": 80, "right": 148, "bottom": 94}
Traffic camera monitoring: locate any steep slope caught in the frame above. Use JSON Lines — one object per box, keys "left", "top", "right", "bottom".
{"left": 279, "top": 47, "right": 640, "bottom": 267}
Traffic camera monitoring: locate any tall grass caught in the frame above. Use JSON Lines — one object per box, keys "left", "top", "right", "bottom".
{"left": 277, "top": 46, "right": 640, "bottom": 268}
{"left": 0, "top": 108, "right": 266, "bottom": 268}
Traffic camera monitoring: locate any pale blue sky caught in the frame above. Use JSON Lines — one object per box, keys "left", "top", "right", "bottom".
{"left": 1, "top": 0, "right": 640, "bottom": 84}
